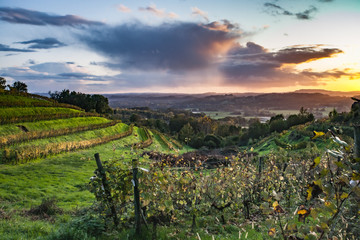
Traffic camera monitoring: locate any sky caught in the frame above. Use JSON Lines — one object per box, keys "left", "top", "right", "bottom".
{"left": 0, "top": 0, "right": 360, "bottom": 94}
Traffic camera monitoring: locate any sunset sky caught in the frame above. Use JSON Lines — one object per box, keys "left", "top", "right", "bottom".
{"left": 0, "top": 0, "right": 359, "bottom": 93}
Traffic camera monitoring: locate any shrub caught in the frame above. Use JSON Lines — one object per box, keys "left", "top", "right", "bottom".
{"left": 44, "top": 214, "right": 104, "bottom": 240}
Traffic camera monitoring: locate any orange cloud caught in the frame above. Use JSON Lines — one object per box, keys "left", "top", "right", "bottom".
{"left": 117, "top": 4, "right": 131, "bottom": 13}
{"left": 139, "top": 4, "right": 178, "bottom": 18}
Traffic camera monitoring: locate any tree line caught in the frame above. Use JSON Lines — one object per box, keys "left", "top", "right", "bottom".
{"left": 0, "top": 77, "right": 28, "bottom": 93}
{"left": 115, "top": 107, "right": 315, "bottom": 149}
{"left": 49, "top": 89, "right": 112, "bottom": 114}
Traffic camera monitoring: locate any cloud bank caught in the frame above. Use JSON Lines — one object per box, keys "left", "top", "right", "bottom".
{"left": 0, "top": 43, "right": 34, "bottom": 52}
{"left": 139, "top": 4, "right": 178, "bottom": 18}
{"left": 80, "top": 21, "right": 240, "bottom": 71}
{"left": 17, "top": 38, "right": 66, "bottom": 49}
{"left": 220, "top": 42, "right": 344, "bottom": 87}
{"left": 191, "top": 7, "right": 209, "bottom": 22}
{"left": 264, "top": 3, "right": 318, "bottom": 20}
{"left": 0, "top": 7, "right": 104, "bottom": 26}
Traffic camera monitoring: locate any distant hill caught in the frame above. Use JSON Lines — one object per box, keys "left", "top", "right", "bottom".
{"left": 107, "top": 91, "right": 354, "bottom": 114}
{"left": 294, "top": 89, "right": 360, "bottom": 98}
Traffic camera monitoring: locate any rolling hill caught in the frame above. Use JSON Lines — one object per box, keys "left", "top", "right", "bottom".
{"left": 0, "top": 92, "right": 186, "bottom": 239}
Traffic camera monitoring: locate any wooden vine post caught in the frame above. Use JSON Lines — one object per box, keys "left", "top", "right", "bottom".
{"left": 132, "top": 159, "right": 141, "bottom": 235}
{"left": 351, "top": 98, "right": 360, "bottom": 158}
{"left": 258, "top": 156, "right": 263, "bottom": 174}
{"left": 94, "top": 153, "right": 119, "bottom": 227}
{"left": 354, "top": 125, "right": 360, "bottom": 158}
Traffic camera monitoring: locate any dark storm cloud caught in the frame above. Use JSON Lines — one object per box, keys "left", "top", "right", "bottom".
{"left": 271, "top": 45, "right": 343, "bottom": 63}
{"left": 17, "top": 38, "right": 66, "bottom": 49}
{"left": 58, "top": 72, "right": 94, "bottom": 78}
{"left": 264, "top": 3, "right": 293, "bottom": 16}
{"left": 295, "top": 6, "right": 318, "bottom": 20}
{"left": 228, "top": 43, "right": 343, "bottom": 64}
{"left": 220, "top": 43, "right": 344, "bottom": 87}
{"left": 80, "top": 21, "right": 240, "bottom": 71}
{"left": 301, "top": 69, "right": 355, "bottom": 79}
{"left": 0, "top": 7, "right": 104, "bottom": 26}
{"left": 264, "top": 3, "right": 318, "bottom": 20}
{"left": 0, "top": 43, "right": 35, "bottom": 52}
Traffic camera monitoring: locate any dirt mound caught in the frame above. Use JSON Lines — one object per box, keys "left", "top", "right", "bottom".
{"left": 143, "top": 151, "right": 231, "bottom": 169}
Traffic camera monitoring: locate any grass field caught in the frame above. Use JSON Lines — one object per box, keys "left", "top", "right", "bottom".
{"left": 202, "top": 111, "right": 242, "bottom": 120}
{"left": 0, "top": 93, "right": 184, "bottom": 239}
{"left": 0, "top": 117, "right": 111, "bottom": 137}
{"left": 0, "top": 107, "right": 84, "bottom": 118}
{"left": 0, "top": 94, "right": 52, "bottom": 107}
{"left": 1, "top": 123, "right": 128, "bottom": 151}
{"left": 0, "top": 124, "right": 189, "bottom": 239}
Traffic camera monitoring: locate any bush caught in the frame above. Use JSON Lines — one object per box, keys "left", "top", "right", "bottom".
{"left": 44, "top": 214, "right": 104, "bottom": 240}
{"left": 27, "top": 198, "right": 63, "bottom": 219}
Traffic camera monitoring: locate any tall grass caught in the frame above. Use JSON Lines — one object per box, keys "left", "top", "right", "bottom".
{"left": 0, "top": 119, "right": 118, "bottom": 147}
{"left": 0, "top": 107, "right": 99, "bottom": 124}
{"left": 0, "top": 92, "right": 82, "bottom": 110}
{"left": 1, "top": 124, "right": 133, "bottom": 163}
{"left": 0, "top": 117, "right": 111, "bottom": 136}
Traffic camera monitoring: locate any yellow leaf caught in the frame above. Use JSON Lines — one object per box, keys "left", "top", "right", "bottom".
{"left": 320, "top": 222, "right": 329, "bottom": 230}
{"left": 340, "top": 192, "right": 349, "bottom": 200}
{"left": 268, "top": 228, "right": 276, "bottom": 237}
{"left": 272, "top": 201, "right": 279, "bottom": 209}
{"left": 297, "top": 209, "right": 308, "bottom": 215}
{"left": 310, "top": 157, "right": 321, "bottom": 169}
{"left": 307, "top": 187, "right": 313, "bottom": 201}
{"left": 312, "top": 131, "right": 325, "bottom": 140}
{"left": 352, "top": 172, "right": 360, "bottom": 181}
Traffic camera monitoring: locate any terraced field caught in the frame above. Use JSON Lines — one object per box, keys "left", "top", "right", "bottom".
{"left": 0, "top": 93, "right": 187, "bottom": 239}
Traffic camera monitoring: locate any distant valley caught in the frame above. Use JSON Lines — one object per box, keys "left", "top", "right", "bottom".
{"left": 106, "top": 90, "right": 359, "bottom": 119}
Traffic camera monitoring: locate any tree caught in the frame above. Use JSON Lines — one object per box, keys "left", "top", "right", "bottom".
{"left": 178, "top": 123, "right": 194, "bottom": 142}
{"left": 269, "top": 119, "right": 287, "bottom": 133}
{"left": 91, "top": 94, "right": 112, "bottom": 114}
{"left": 247, "top": 119, "right": 269, "bottom": 140}
{"left": 0, "top": 77, "right": 6, "bottom": 91}
{"left": 12, "top": 81, "right": 28, "bottom": 93}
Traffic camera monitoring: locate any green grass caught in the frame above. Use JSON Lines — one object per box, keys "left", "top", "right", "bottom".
{"left": 0, "top": 107, "right": 83, "bottom": 118}
{"left": 3, "top": 123, "right": 129, "bottom": 151}
{"left": 0, "top": 126, "right": 187, "bottom": 240}
{"left": 115, "top": 220, "right": 265, "bottom": 240}
{"left": 0, "top": 94, "right": 52, "bottom": 107}
{"left": 0, "top": 132, "right": 141, "bottom": 239}
{"left": 0, "top": 117, "right": 111, "bottom": 136}
{"left": 0, "top": 126, "right": 181, "bottom": 209}
{"left": 152, "top": 131, "right": 172, "bottom": 151}
{"left": 137, "top": 127, "right": 149, "bottom": 141}
{"left": 0, "top": 215, "right": 56, "bottom": 240}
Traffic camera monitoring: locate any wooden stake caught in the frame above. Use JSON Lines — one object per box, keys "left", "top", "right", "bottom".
{"left": 132, "top": 159, "right": 141, "bottom": 235}
{"left": 94, "top": 153, "right": 119, "bottom": 227}
{"left": 354, "top": 126, "right": 360, "bottom": 158}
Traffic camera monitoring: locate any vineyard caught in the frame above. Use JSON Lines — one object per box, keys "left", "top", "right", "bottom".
{"left": 0, "top": 92, "right": 359, "bottom": 240}
{"left": 0, "top": 92, "right": 188, "bottom": 239}
{"left": 89, "top": 131, "right": 360, "bottom": 240}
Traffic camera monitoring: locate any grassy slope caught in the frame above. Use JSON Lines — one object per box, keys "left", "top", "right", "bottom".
{"left": 3, "top": 123, "right": 129, "bottom": 150}
{"left": 0, "top": 124, "right": 187, "bottom": 239}
{"left": 0, "top": 94, "right": 191, "bottom": 239}
{"left": 0, "top": 107, "right": 83, "bottom": 118}
{"left": 0, "top": 117, "right": 111, "bottom": 136}
{"left": 0, "top": 94, "right": 52, "bottom": 107}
